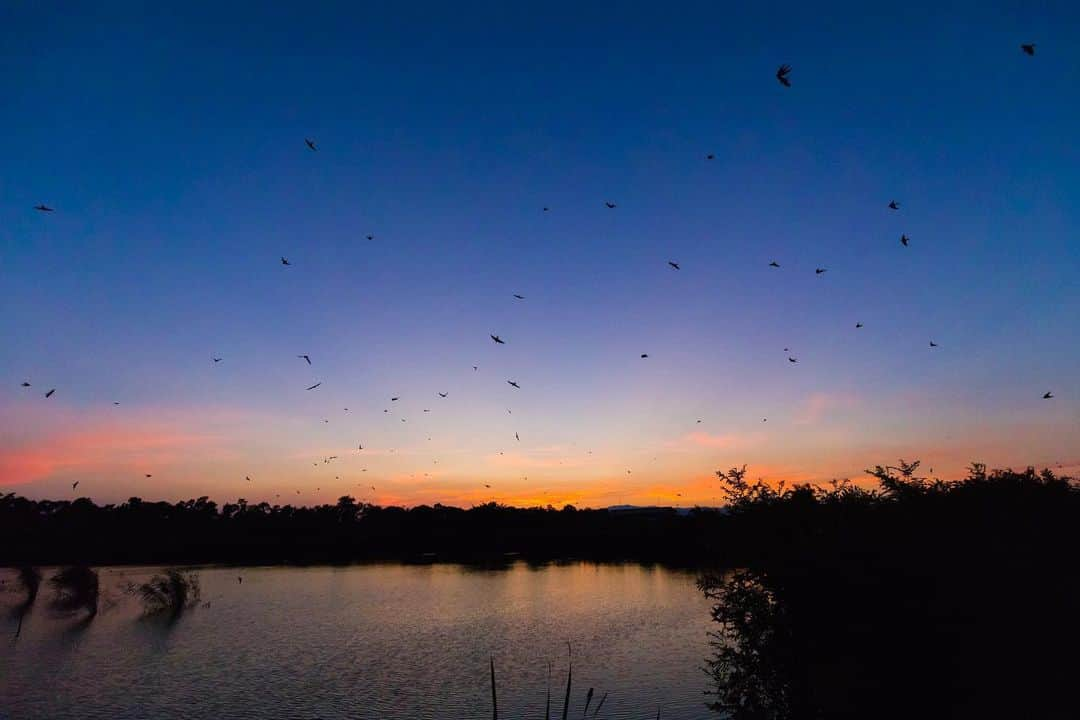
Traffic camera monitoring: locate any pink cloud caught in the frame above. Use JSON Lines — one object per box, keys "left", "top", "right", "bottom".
{"left": 793, "top": 391, "right": 861, "bottom": 425}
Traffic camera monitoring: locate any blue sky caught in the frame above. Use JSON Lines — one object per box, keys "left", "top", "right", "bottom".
{"left": 2, "top": 2, "right": 1077, "bottom": 506}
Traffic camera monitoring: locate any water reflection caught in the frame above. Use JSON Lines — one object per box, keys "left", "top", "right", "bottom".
{"left": 1, "top": 563, "right": 713, "bottom": 720}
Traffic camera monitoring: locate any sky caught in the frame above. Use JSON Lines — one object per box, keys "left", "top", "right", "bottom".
{"left": 2, "top": 1, "right": 1078, "bottom": 508}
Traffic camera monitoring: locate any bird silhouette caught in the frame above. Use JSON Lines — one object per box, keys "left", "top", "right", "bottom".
{"left": 366, "top": 234, "right": 374, "bottom": 241}
{"left": 21, "top": 381, "right": 30, "bottom": 387}
{"left": 641, "top": 353, "right": 649, "bottom": 358}
{"left": 929, "top": 341, "right": 938, "bottom": 348}
{"left": 358, "top": 443, "right": 363, "bottom": 450}
{"left": 391, "top": 397, "right": 399, "bottom": 401}
{"left": 668, "top": 261, "right": 680, "bottom": 270}
{"left": 507, "top": 380, "right": 520, "bottom": 389}
{"left": 1043, "top": 391, "right": 1054, "bottom": 399}
{"left": 901, "top": 234, "right": 910, "bottom": 247}
{"left": 769, "top": 261, "right": 780, "bottom": 267}
{"left": 706, "top": 153, "right": 715, "bottom": 160}
{"left": 815, "top": 268, "right": 827, "bottom": 274}
{"left": 298, "top": 355, "right": 311, "bottom": 365}
{"left": 856, "top": 322, "right": 864, "bottom": 328}
{"left": 438, "top": 392, "right": 448, "bottom": 398}
{"left": 605, "top": 201, "right": 616, "bottom": 209}
{"left": 246, "top": 476, "right": 252, "bottom": 482}
{"left": 515, "top": 432, "right": 520, "bottom": 441}
{"left": 34, "top": 204, "right": 56, "bottom": 213}
{"left": 789, "top": 357, "right": 798, "bottom": 363}
{"left": 213, "top": 357, "right": 222, "bottom": 363}
{"left": 543, "top": 207, "right": 550, "bottom": 212}
{"left": 45, "top": 389, "right": 55, "bottom": 398}
{"left": 72, "top": 481, "right": 79, "bottom": 490}
{"left": 145, "top": 474, "right": 152, "bottom": 478}
{"left": 281, "top": 256, "right": 291, "bottom": 266}
{"left": 889, "top": 200, "right": 900, "bottom": 210}
{"left": 490, "top": 334, "right": 505, "bottom": 344}
{"left": 473, "top": 365, "right": 478, "bottom": 371}
{"left": 1022, "top": 44, "right": 1036, "bottom": 56}
{"left": 776, "top": 64, "right": 792, "bottom": 87}
{"left": 306, "top": 382, "right": 322, "bottom": 390}
{"left": 305, "top": 138, "right": 317, "bottom": 151}
{"left": 513, "top": 294, "right": 525, "bottom": 300}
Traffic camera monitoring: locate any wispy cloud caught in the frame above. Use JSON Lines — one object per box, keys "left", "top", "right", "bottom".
{"left": 793, "top": 391, "right": 861, "bottom": 425}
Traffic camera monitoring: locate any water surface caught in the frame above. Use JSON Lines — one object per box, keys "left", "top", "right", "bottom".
{"left": 1, "top": 563, "right": 714, "bottom": 719}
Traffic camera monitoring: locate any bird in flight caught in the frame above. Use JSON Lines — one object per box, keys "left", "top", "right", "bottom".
{"left": 391, "top": 396, "right": 399, "bottom": 401}
{"left": 513, "top": 294, "right": 525, "bottom": 300}
{"left": 357, "top": 443, "right": 363, "bottom": 451}
{"left": 246, "top": 476, "right": 252, "bottom": 482}
{"left": 900, "top": 234, "right": 910, "bottom": 247}
{"left": 605, "top": 201, "right": 617, "bottom": 209}
{"left": 1043, "top": 391, "right": 1053, "bottom": 399}
{"left": 929, "top": 341, "right": 938, "bottom": 348}
{"left": 281, "top": 256, "right": 291, "bottom": 266}
{"left": 45, "top": 389, "right": 55, "bottom": 398}
{"left": 473, "top": 365, "right": 478, "bottom": 371}
{"left": 145, "top": 474, "right": 153, "bottom": 478}
{"left": 815, "top": 268, "right": 827, "bottom": 274}
{"left": 507, "top": 380, "right": 520, "bottom": 389}
{"left": 35, "top": 204, "right": 55, "bottom": 212}
{"left": 306, "top": 382, "right": 322, "bottom": 391}
{"left": 856, "top": 322, "right": 864, "bottom": 329}
{"left": 543, "top": 207, "right": 550, "bottom": 212}
{"left": 72, "top": 481, "right": 79, "bottom": 490}
{"left": 366, "top": 234, "right": 374, "bottom": 241}
{"left": 889, "top": 200, "right": 900, "bottom": 210}
{"left": 1021, "top": 44, "right": 1036, "bottom": 56}
{"left": 213, "top": 357, "right": 222, "bottom": 363}
{"left": 21, "top": 381, "right": 30, "bottom": 387}
{"left": 515, "top": 432, "right": 520, "bottom": 441}
{"left": 438, "top": 392, "right": 448, "bottom": 398}
{"left": 776, "top": 64, "right": 792, "bottom": 87}
{"left": 769, "top": 261, "right": 780, "bottom": 268}
{"left": 298, "top": 354, "right": 311, "bottom": 365}
{"left": 706, "top": 153, "right": 715, "bottom": 160}
{"left": 305, "top": 138, "right": 317, "bottom": 151}
{"left": 641, "top": 353, "right": 649, "bottom": 358}
{"left": 668, "top": 261, "right": 680, "bottom": 270}
{"left": 490, "top": 334, "right": 505, "bottom": 344}
{"left": 788, "top": 357, "right": 798, "bottom": 363}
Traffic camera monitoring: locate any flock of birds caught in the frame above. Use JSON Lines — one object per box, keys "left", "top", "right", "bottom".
{"left": 17, "top": 45, "right": 1061, "bottom": 506}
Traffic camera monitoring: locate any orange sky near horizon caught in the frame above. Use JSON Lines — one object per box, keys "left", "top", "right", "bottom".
{"left": 3, "top": 395, "right": 1076, "bottom": 509}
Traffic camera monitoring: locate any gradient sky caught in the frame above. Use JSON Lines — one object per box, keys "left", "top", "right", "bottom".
{"left": 2, "top": 2, "right": 1078, "bottom": 508}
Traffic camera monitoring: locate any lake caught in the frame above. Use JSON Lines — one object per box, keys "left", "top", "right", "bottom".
{"left": 0, "top": 563, "right": 715, "bottom": 719}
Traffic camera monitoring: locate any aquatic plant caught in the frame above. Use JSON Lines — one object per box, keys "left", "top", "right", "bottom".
{"left": 16, "top": 565, "right": 42, "bottom": 603}
{"left": 131, "top": 568, "right": 201, "bottom": 618}
{"left": 50, "top": 565, "right": 99, "bottom": 615}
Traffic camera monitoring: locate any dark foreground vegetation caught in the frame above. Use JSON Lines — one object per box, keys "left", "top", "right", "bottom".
{"left": 700, "top": 461, "right": 1079, "bottom": 720}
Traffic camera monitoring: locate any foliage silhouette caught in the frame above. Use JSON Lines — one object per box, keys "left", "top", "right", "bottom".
{"left": 0, "top": 494, "right": 711, "bottom": 565}
{"left": 699, "top": 461, "right": 1079, "bottom": 720}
